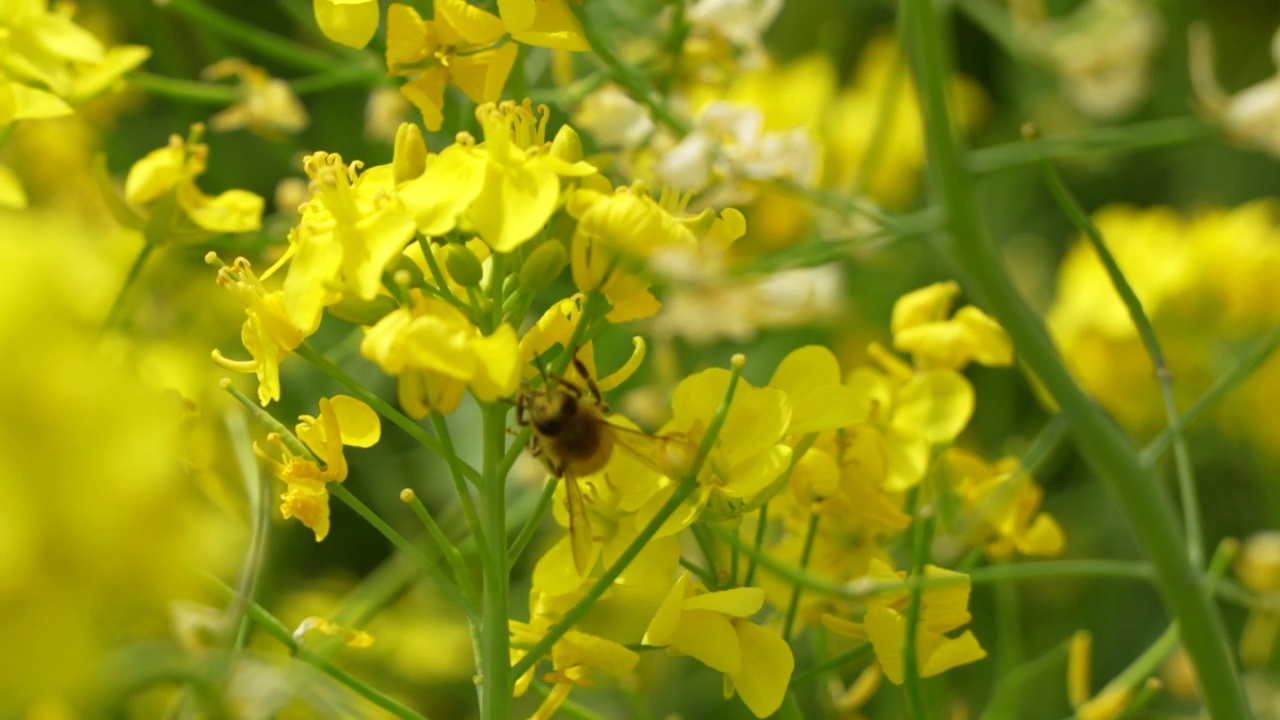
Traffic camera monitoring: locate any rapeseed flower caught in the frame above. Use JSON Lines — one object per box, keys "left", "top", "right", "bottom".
{"left": 512, "top": 590, "right": 641, "bottom": 719}
{"left": 824, "top": 560, "right": 986, "bottom": 684}
{"left": 643, "top": 573, "right": 794, "bottom": 717}
{"left": 498, "top": 0, "right": 588, "bottom": 51}
{"left": 399, "top": 100, "right": 595, "bottom": 251}
{"left": 385, "top": 2, "right": 517, "bottom": 131}
{"left": 123, "top": 131, "right": 265, "bottom": 237}
{"left": 255, "top": 395, "right": 381, "bottom": 541}
{"left": 211, "top": 257, "right": 308, "bottom": 406}
{"left": 281, "top": 149, "right": 416, "bottom": 332}
{"left": 361, "top": 289, "right": 520, "bottom": 416}
{"left": 201, "top": 58, "right": 309, "bottom": 137}
{"left": 942, "top": 449, "right": 1065, "bottom": 558}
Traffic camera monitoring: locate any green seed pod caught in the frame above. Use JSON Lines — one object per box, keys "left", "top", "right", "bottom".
{"left": 444, "top": 244, "right": 484, "bottom": 287}
{"left": 519, "top": 241, "right": 569, "bottom": 292}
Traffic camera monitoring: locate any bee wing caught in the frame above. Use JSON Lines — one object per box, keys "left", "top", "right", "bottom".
{"left": 564, "top": 474, "right": 594, "bottom": 576}
{"left": 605, "top": 420, "right": 695, "bottom": 478}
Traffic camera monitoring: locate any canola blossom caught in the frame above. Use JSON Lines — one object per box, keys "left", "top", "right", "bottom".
{"left": 6, "top": 0, "right": 1280, "bottom": 719}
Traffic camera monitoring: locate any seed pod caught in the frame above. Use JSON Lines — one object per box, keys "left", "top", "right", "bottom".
{"left": 519, "top": 241, "right": 569, "bottom": 291}
{"left": 444, "top": 244, "right": 484, "bottom": 287}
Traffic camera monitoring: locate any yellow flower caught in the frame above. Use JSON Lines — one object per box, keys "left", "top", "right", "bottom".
{"left": 123, "top": 132, "right": 265, "bottom": 237}
{"left": 638, "top": 367, "right": 792, "bottom": 528}
{"left": 568, "top": 184, "right": 744, "bottom": 322}
{"left": 891, "top": 281, "right": 1013, "bottom": 371}
{"left": 643, "top": 573, "right": 795, "bottom": 717}
{"left": 313, "top": 0, "right": 381, "bottom": 49}
{"left": 255, "top": 395, "right": 381, "bottom": 541}
{"left": 281, "top": 151, "right": 416, "bottom": 333}
{"left": 512, "top": 590, "right": 641, "bottom": 720}
{"left": 399, "top": 100, "right": 596, "bottom": 251}
{"left": 201, "top": 58, "right": 309, "bottom": 137}
{"left": 823, "top": 559, "right": 986, "bottom": 685}
{"left": 943, "top": 449, "right": 1065, "bottom": 558}
{"left": 499, "top": 0, "right": 589, "bottom": 51}
{"left": 211, "top": 257, "right": 308, "bottom": 406}
{"left": 361, "top": 289, "right": 520, "bottom": 416}
{"left": 843, "top": 343, "right": 975, "bottom": 491}
{"left": 385, "top": 1, "right": 517, "bottom": 131}
{"left": 1068, "top": 630, "right": 1137, "bottom": 720}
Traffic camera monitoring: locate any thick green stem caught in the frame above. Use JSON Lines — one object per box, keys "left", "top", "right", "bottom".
{"left": 901, "top": 1, "right": 1248, "bottom": 717}
{"left": 902, "top": 510, "right": 936, "bottom": 720}
{"left": 478, "top": 404, "right": 511, "bottom": 720}
{"left": 164, "top": 0, "right": 338, "bottom": 72}
{"left": 781, "top": 513, "right": 820, "bottom": 640}
{"left": 968, "top": 117, "right": 1214, "bottom": 174}
{"left": 100, "top": 243, "right": 154, "bottom": 333}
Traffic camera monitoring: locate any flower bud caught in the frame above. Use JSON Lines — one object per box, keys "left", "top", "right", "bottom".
{"left": 327, "top": 293, "right": 398, "bottom": 326}
{"left": 393, "top": 122, "right": 427, "bottom": 184}
{"left": 550, "top": 124, "right": 584, "bottom": 164}
{"left": 445, "top": 244, "right": 484, "bottom": 287}
{"left": 519, "top": 241, "right": 569, "bottom": 291}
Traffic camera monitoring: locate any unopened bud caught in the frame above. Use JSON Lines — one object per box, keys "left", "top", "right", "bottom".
{"left": 549, "top": 124, "right": 584, "bottom": 163}
{"left": 393, "top": 122, "right": 427, "bottom": 184}
{"left": 518, "top": 241, "right": 568, "bottom": 292}
{"left": 445, "top": 244, "right": 484, "bottom": 287}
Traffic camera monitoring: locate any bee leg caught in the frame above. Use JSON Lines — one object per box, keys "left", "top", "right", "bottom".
{"left": 571, "top": 357, "right": 606, "bottom": 406}
{"left": 515, "top": 392, "right": 528, "bottom": 426}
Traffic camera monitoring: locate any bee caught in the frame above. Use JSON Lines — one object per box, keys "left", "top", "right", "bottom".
{"left": 516, "top": 354, "right": 689, "bottom": 576}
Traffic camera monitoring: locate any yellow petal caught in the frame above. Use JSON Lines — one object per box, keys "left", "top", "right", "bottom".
{"left": 385, "top": 3, "right": 431, "bottom": 72}
{"left": 400, "top": 67, "right": 448, "bottom": 132}
{"left": 499, "top": 0, "right": 537, "bottom": 33}
{"left": 328, "top": 395, "right": 381, "bottom": 447}
{"left": 956, "top": 305, "right": 1014, "bottom": 366}
{"left": 821, "top": 614, "right": 867, "bottom": 640}
{"left": 435, "top": 0, "right": 506, "bottom": 43}
{"left": 451, "top": 42, "right": 519, "bottom": 105}
{"left": 470, "top": 324, "right": 520, "bottom": 401}
{"left": 919, "top": 629, "right": 986, "bottom": 677}
{"left": 508, "top": 0, "right": 590, "bottom": 52}
{"left": 0, "top": 165, "right": 27, "bottom": 210}
{"left": 313, "top": 0, "right": 381, "bottom": 49}
{"left": 644, "top": 573, "right": 692, "bottom": 646}
{"left": 284, "top": 231, "right": 344, "bottom": 333}
{"left": 468, "top": 159, "right": 561, "bottom": 253}
{"left": 343, "top": 206, "right": 416, "bottom": 300}
{"left": 684, "top": 587, "right": 765, "bottom": 618}
{"left": 597, "top": 336, "right": 646, "bottom": 392}
{"left": 884, "top": 426, "right": 929, "bottom": 492}
{"left": 892, "top": 370, "right": 974, "bottom": 444}
{"left": 71, "top": 45, "right": 152, "bottom": 103}
{"left": 722, "top": 444, "right": 792, "bottom": 499}
{"left": 728, "top": 622, "right": 795, "bottom": 718}
{"left": 399, "top": 144, "right": 486, "bottom": 235}
{"left": 280, "top": 483, "right": 331, "bottom": 541}
{"left": 892, "top": 281, "right": 960, "bottom": 334}
{"left": 124, "top": 143, "right": 186, "bottom": 205}
{"left": 532, "top": 534, "right": 591, "bottom": 597}
{"left": 670, "top": 609, "right": 743, "bottom": 674}
{"left": 181, "top": 187, "right": 266, "bottom": 233}
{"left": 1068, "top": 630, "right": 1094, "bottom": 708}
{"left": 865, "top": 605, "right": 907, "bottom": 684}
{"left": 1017, "top": 513, "right": 1066, "bottom": 557}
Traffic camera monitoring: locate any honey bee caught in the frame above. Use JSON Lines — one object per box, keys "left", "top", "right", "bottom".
{"left": 516, "top": 355, "right": 689, "bottom": 575}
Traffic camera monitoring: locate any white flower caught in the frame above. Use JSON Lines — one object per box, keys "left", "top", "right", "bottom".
{"left": 573, "top": 85, "right": 656, "bottom": 149}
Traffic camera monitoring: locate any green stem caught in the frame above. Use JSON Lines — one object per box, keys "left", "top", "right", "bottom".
{"left": 290, "top": 64, "right": 385, "bottom": 94}
{"left": 128, "top": 71, "right": 239, "bottom": 104}
{"left": 429, "top": 413, "right": 489, "bottom": 555}
{"left": 902, "top": 0, "right": 1248, "bottom": 716}
{"left": 968, "top": 117, "right": 1215, "bottom": 174}
{"left": 782, "top": 513, "right": 820, "bottom": 640}
{"left": 902, "top": 508, "right": 936, "bottom": 720}
{"left": 205, "top": 576, "right": 430, "bottom": 720}
{"left": 330, "top": 484, "right": 478, "bottom": 621}
{"left": 690, "top": 523, "right": 721, "bottom": 588}
{"left": 507, "top": 477, "right": 560, "bottom": 569}
{"left": 1141, "top": 325, "right": 1280, "bottom": 467}
{"left": 403, "top": 490, "right": 478, "bottom": 605}
{"left": 789, "top": 643, "right": 873, "bottom": 687}
{"left": 1042, "top": 164, "right": 1201, "bottom": 569}
{"left": 478, "top": 404, "right": 511, "bottom": 720}
{"left": 295, "top": 343, "right": 482, "bottom": 483}
{"left": 569, "top": 2, "right": 691, "bottom": 135}
{"left": 100, "top": 243, "right": 154, "bottom": 333}
{"left": 743, "top": 502, "right": 769, "bottom": 587}
{"left": 164, "top": 0, "right": 339, "bottom": 73}
{"left": 511, "top": 355, "right": 750, "bottom": 680}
